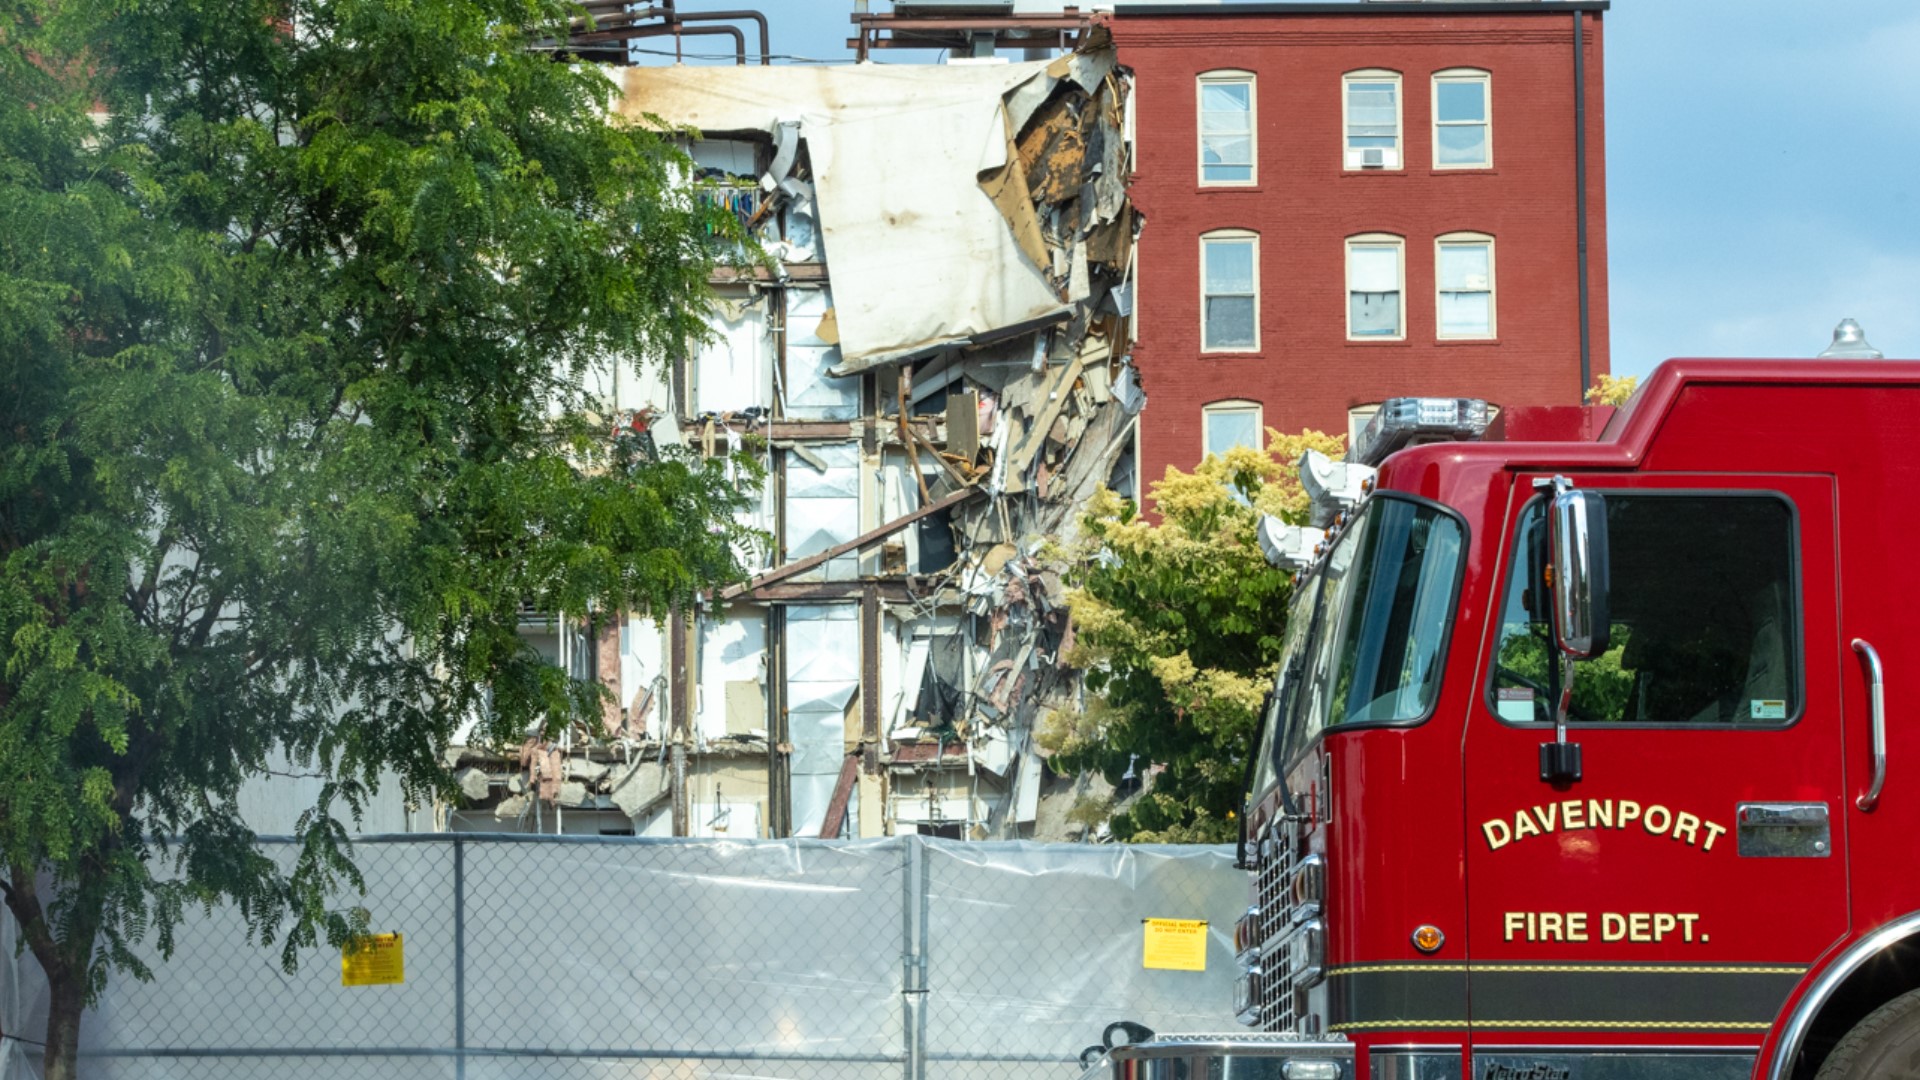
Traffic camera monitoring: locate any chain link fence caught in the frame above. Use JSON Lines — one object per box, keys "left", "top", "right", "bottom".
{"left": 2, "top": 836, "right": 1241, "bottom": 1080}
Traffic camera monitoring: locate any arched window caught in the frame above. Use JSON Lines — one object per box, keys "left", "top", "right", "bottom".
{"left": 1345, "top": 233, "right": 1405, "bottom": 340}
{"left": 1432, "top": 68, "right": 1492, "bottom": 169}
{"left": 1201, "top": 229, "right": 1260, "bottom": 351}
{"left": 1204, "top": 399, "right": 1264, "bottom": 459}
{"left": 1343, "top": 69, "right": 1402, "bottom": 169}
{"left": 1347, "top": 403, "right": 1381, "bottom": 448}
{"left": 1435, "top": 231, "right": 1496, "bottom": 339}
{"left": 1198, "top": 70, "right": 1256, "bottom": 185}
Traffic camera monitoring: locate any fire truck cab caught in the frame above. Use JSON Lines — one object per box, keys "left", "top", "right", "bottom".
{"left": 1235, "top": 359, "right": 1920, "bottom": 1080}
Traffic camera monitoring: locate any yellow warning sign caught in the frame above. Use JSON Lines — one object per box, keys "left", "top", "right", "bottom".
{"left": 1142, "top": 918, "right": 1208, "bottom": 972}
{"left": 341, "top": 933, "right": 405, "bottom": 987}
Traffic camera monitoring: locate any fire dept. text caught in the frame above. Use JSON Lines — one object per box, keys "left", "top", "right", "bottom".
{"left": 1503, "top": 910, "right": 1706, "bottom": 943}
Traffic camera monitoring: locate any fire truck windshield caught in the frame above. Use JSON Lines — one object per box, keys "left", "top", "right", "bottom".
{"left": 1253, "top": 496, "right": 1466, "bottom": 793}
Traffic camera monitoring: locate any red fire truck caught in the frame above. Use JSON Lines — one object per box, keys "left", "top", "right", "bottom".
{"left": 1227, "top": 358, "right": 1920, "bottom": 1080}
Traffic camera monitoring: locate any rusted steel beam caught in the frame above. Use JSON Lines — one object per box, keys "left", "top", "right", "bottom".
{"left": 817, "top": 752, "right": 861, "bottom": 839}
{"left": 669, "top": 608, "right": 690, "bottom": 836}
{"left": 710, "top": 263, "right": 828, "bottom": 285}
{"left": 718, "top": 486, "right": 979, "bottom": 600}
{"left": 735, "top": 580, "right": 922, "bottom": 603}
{"left": 861, "top": 584, "right": 882, "bottom": 776}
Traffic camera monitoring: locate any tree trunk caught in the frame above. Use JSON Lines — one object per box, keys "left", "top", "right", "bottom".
{"left": 4, "top": 865, "right": 98, "bottom": 1080}
{"left": 42, "top": 971, "right": 86, "bottom": 1080}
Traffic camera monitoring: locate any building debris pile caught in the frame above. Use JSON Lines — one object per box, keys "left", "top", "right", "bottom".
{"left": 442, "top": 31, "right": 1140, "bottom": 840}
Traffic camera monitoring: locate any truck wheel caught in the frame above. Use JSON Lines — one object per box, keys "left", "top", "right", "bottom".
{"left": 1816, "top": 988, "right": 1920, "bottom": 1080}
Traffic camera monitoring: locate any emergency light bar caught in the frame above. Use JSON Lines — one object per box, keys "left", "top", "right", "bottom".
{"left": 1352, "top": 397, "right": 1490, "bottom": 467}
{"left": 1298, "top": 449, "right": 1375, "bottom": 529}
{"left": 1256, "top": 515, "right": 1325, "bottom": 571}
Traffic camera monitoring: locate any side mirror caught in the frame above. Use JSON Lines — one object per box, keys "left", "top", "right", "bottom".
{"left": 1536, "top": 478, "right": 1608, "bottom": 785}
{"left": 1548, "top": 487, "right": 1610, "bottom": 659}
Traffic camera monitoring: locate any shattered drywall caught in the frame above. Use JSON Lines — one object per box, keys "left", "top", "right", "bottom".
{"left": 617, "top": 30, "right": 1133, "bottom": 373}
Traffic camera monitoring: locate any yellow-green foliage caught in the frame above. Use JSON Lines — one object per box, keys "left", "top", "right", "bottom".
{"left": 1585, "top": 374, "right": 1639, "bottom": 407}
{"left": 1056, "top": 430, "right": 1343, "bottom": 842}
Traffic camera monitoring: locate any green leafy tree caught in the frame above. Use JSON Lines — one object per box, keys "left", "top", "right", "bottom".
{"left": 1044, "top": 431, "right": 1344, "bottom": 842}
{"left": 0, "top": 1, "right": 750, "bottom": 1073}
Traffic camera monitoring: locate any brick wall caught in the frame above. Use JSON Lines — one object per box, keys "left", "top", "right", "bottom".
{"left": 1112, "top": 7, "right": 1610, "bottom": 489}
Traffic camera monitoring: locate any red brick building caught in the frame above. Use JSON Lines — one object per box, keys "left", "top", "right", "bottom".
{"left": 1110, "top": 1, "right": 1609, "bottom": 483}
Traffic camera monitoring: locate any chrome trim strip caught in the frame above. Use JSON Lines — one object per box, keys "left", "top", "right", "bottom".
{"left": 1853, "top": 638, "right": 1886, "bottom": 811}
{"left": 1109, "top": 1038, "right": 1356, "bottom": 1060}
{"left": 1370, "top": 1048, "right": 1461, "bottom": 1080}
{"left": 1765, "top": 912, "right": 1920, "bottom": 1080}
{"left": 1475, "top": 1050, "right": 1751, "bottom": 1080}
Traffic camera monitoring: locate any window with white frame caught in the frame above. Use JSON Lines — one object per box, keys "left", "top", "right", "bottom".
{"left": 1201, "top": 231, "right": 1259, "bottom": 350}
{"left": 1346, "top": 235, "right": 1404, "bottom": 339}
{"left": 1204, "top": 400, "right": 1263, "bottom": 459}
{"left": 1198, "top": 71, "right": 1255, "bottom": 185}
{"left": 1436, "top": 233, "right": 1495, "bottom": 338}
{"left": 1433, "top": 69, "right": 1491, "bottom": 168}
{"left": 1343, "top": 71, "right": 1401, "bottom": 169}
{"left": 1348, "top": 404, "right": 1381, "bottom": 448}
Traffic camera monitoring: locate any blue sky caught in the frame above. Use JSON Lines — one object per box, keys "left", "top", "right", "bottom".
{"left": 641, "top": 2, "right": 1920, "bottom": 378}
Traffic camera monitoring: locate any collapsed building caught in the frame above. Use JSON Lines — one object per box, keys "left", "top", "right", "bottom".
{"left": 440, "top": 33, "right": 1142, "bottom": 839}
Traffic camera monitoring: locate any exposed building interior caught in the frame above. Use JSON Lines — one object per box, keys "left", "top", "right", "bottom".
{"left": 439, "top": 16, "right": 1142, "bottom": 840}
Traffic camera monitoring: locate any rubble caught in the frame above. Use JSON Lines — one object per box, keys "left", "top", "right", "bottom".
{"left": 455, "top": 768, "right": 491, "bottom": 802}
{"left": 439, "top": 30, "right": 1141, "bottom": 840}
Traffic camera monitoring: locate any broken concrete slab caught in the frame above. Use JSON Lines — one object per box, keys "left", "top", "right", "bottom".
{"left": 456, "top": 767, "right": 491, "bottom": 802}
{"left": 610, "top": 759, "right": 669, "bottom": 818}
{"left": 568, "top": 758, "right": 610, "bottom": 784}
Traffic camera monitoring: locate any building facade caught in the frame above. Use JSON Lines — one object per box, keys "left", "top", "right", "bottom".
{"left": 1112, "top": 0, "right": 1609, "bottom": 481}
{"left": 409, "top": 35, "right": 1143, "bottom": 841}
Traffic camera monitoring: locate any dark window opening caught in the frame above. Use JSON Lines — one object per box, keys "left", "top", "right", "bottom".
{"left": 1491, "top": 494, "right": 1799, "bottom": 726}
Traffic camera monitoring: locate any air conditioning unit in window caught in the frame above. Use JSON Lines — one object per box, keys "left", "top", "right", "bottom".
{"left": 1361, "top": 148, "right": 1386, "bottom": 169}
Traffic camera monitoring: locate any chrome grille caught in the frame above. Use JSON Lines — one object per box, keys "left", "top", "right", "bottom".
{"left": 1251, "top": 823, "right": 1303, "bottom": 1033}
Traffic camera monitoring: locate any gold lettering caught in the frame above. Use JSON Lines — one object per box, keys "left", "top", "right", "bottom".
{"left": 1602, "top": 912, "right": 1626, "bottom": 941}
{"left": 1678, "top": 913, "right": 1701, "bottom": 942}
{"left": 1654, "top": 913, "right": 1678, "bottom": 939}
{"left": 1505, "top": 912, "right": 1527, "bottom": 941}
{"left": 1702, "top": 821, "right": 1727, "bottom": 852}
{"left": 1672, "top": 811, "right": 1701, "bottom": 845}
{"left": 1484, "top": 819, "right": 1513, "bottom": 850}
{"left": 1629, "top": 912, "right": 1652, "bottom": 942}
{"left": 1486, "top": 801, "right": 1726, "bottom": 853}
{"left": 1643, "top": 804, "right": 1672, "bottom": 835}
{"left": 1566, "top": 911, "right": 1589, "bottom": 942}
{"left": 1540, "top": 912, "right": 1565, "bottom": 941}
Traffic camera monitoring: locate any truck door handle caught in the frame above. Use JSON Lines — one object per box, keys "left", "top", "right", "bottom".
{"left": 1854, "top": 638, "right": 1886, "bottom": 812}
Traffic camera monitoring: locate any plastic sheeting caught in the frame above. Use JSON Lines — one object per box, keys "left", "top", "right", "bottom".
{"left": 3, "top": 836, "right": 1238, "bottom": 1080}
{"left": 618, "top": 63, "right": 1063, "bottom": 371}
{"left": 787, "top": 604, "right": 861, "bottom": 837}
{"left": 696, "top": 608, "right": 766, "bottom": 743}
{"left": 695, "top": 295, "right": 770, "bottom": 414}
{"left": 785, "top": 443, "right": 862, "bottom": 582}
{"left": 618, "top": 614, "right": 662, "bottom": 720}
{"left": 784, "top": 286, "right": 860, "bottom": 421}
